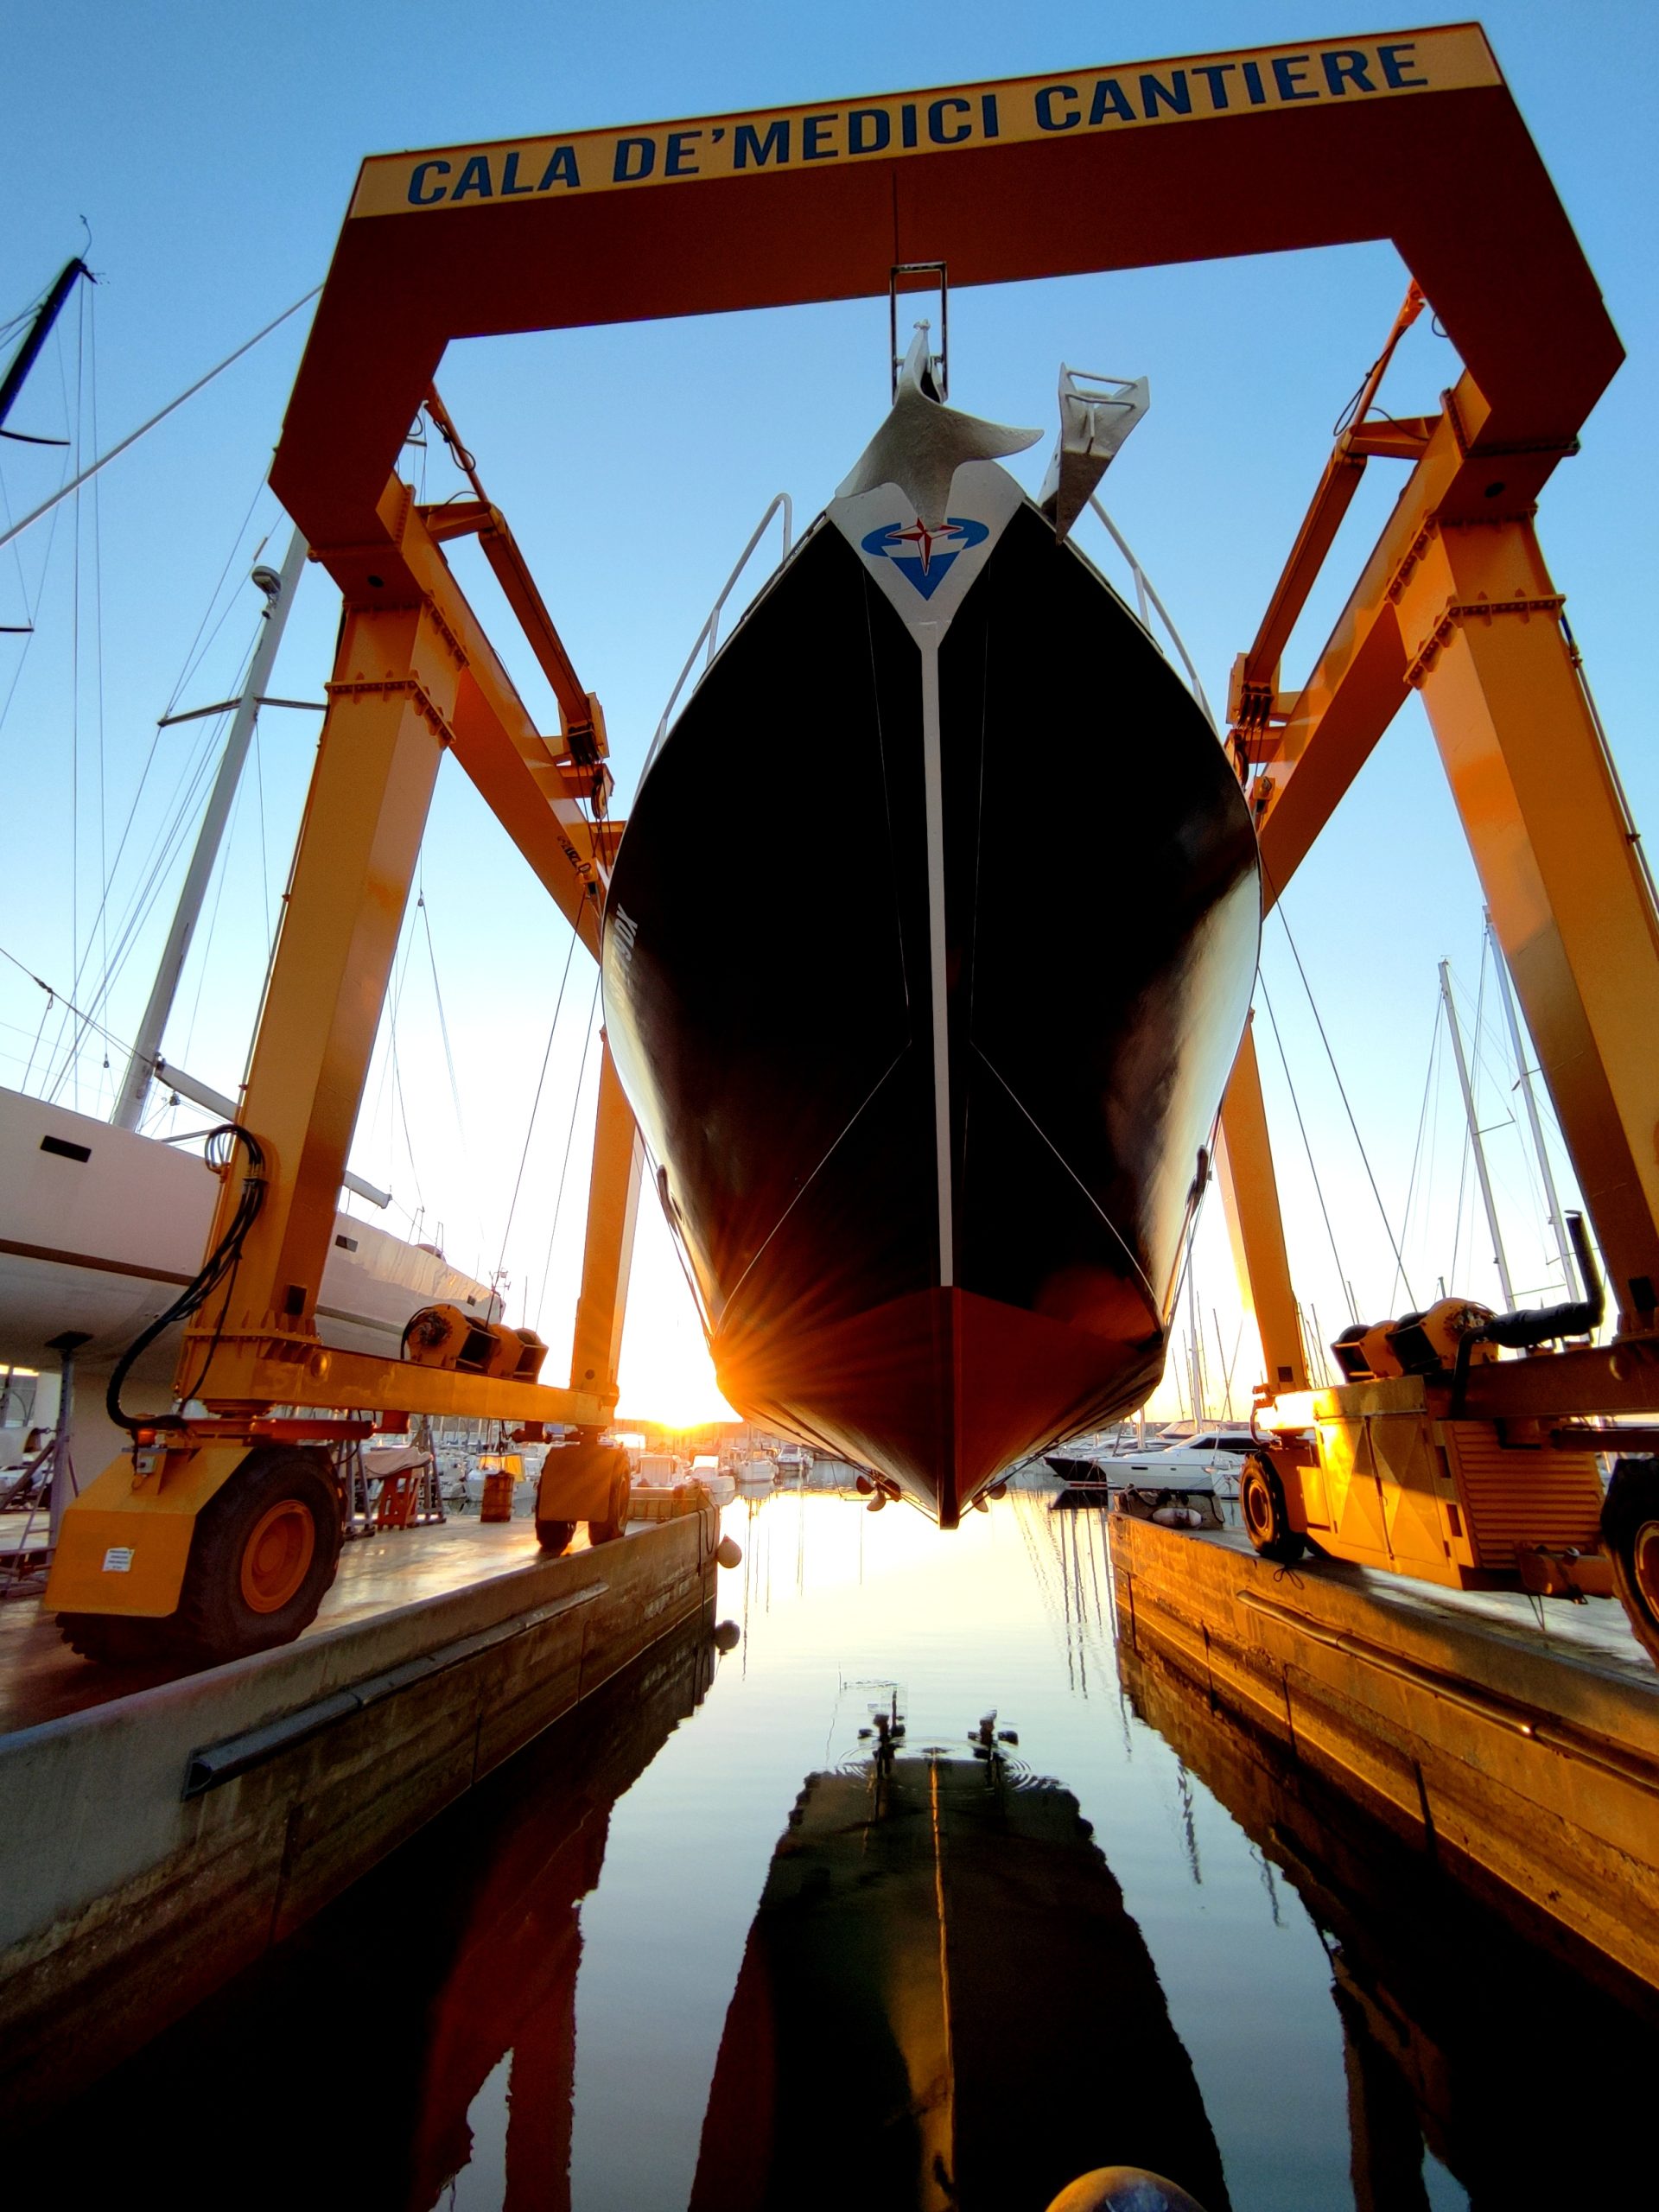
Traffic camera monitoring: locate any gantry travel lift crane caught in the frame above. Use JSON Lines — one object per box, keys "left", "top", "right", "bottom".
{"left": 42, "top": 22, "right": 1659, "bottom": 1662}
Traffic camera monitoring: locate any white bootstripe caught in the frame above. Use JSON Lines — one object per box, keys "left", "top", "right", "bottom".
{"left": 918, "top": 623, "right": 954, "bottom": 1287}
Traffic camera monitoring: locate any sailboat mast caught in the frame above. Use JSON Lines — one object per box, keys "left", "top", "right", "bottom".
{"left": 1486, "top": 913, "right": 1580, "bottom": 1300}
{"left": 111, "top": 525, "right": 308, "bottom": 1132}
{"left": 0, "top": 258, "right": 90, "bottom": 432}
{"left": 1186, "top": 1262, "right": 1204, "bottom": 1423}
{"left": 1439, "top": 957, "right": 1515, "bottom": 1308}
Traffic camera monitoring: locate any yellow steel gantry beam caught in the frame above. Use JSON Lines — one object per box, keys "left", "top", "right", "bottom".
{"left": 179, "top": 480, "right": 632, "bottom": 1428}
{"left": 1214, "top": 1019, "right": 1309, "bottom": 1395}
{"left": 1225, "top": 364, "right": 1659, "bottom": 1349}
{"left": 569, "top": 1040, "right": 646, "bottom": 1417}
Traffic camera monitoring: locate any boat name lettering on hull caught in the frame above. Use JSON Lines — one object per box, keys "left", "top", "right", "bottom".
{"left": 351, "top": 30, "right": 1498, "bottom": 218}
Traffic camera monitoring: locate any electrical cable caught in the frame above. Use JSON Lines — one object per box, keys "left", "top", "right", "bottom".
{"left": 105, "top": 1121, "right": 266, "bottom": 1435}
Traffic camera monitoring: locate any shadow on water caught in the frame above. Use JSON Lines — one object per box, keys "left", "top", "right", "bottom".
{"left": 690, "top": 1726, "right": 1230, "bottom": 2212}
{"left": 1116, "top": 1635, "right": 1659, "bottom": 2209}
{"left": 11, "top": 1602, "right": 721, "bottom": 2212}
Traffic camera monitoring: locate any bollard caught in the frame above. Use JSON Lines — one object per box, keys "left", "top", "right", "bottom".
{"left": 1045, "top": 2170, "right": 1208, "bottom": 2212}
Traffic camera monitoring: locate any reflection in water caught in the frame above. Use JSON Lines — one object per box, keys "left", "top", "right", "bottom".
{"left": 16, "top": 1491, "right": 1657, "bottom": 2211}
{"left": 1117, "top": 1637, "right": 1659, "bottom": 2208}
{"left": 690, "top": 1719, "right": 1230, "bottom": 2212}
{"left": 12, "top": 1602, "right": 721, "bottom": 2212}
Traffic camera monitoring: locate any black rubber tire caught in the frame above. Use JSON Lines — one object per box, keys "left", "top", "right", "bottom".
{"left": 588, "top": 1466, "right": 632, "bottom": 1547}
{"left": 57, "top": 1612, "right": 180, "bottom": 1666}
{"left": 1239, "top": 1452, "right": 1307, "bottom": 1566}
{"left": 1602, "top": 1455, "right": 1659, "bottom": 1666}
{"left": 168, "top": 1446, "right": 342, "bottom": 1666}
{"left": 537, "top": 1517, "right": 577, "bottom": 1555}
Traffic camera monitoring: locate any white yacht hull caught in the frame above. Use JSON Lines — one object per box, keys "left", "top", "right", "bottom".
{"left": 0, "top": 1086, "right": 499, "bottom": 1395}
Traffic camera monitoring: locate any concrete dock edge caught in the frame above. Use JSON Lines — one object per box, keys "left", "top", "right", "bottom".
{"left": 0, "top": 1507, "right": 719, "bottom": 2117}
{"left": 1108, "top": 1514, "right": 1659, "bottom": 1989}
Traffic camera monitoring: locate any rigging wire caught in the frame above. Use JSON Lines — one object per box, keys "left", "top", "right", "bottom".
{"left": 532, "top": 969, "right": 603, "bottom": 1332}
{"left": 389, "top": 1014, "right": 426, "bottom": 1230}
{"left": 69, "top": 278, "right": 85, "bottom": 1105}
{"left": 162, "top": 466, "right": 270, "bottom": 721}
{"left": 417, "top": 878, "right": 486, "bottom": 1255}
{"left": 1391, "top": 994, "right": 1443, "bottom": 1309}
{"left": 0, "top": 941, "right": 142, "bottom": 1077}
{"left": 39, "top": 644, "right": 254, "bottom": 1103}
{"left": 88, "top": 281, "right": 111, "bottom": 1092}
{"left": 361, "top": 893, "right": 423, "bottom": 1185}
{"left": 1257, "top": 969, "right": 1357, "bottom": 1323}
{"left": 1267, "top": 874, "right": 1416, "bottom": 1307}
{"left": 1447, "top": 983, "right": 1472, "bottom": 1289}
{"left": 252, "top": 718, "right": 271, "bottom": 953}
{"left": 0, "top": 285, "right": 79, "bottom": 721}
{"left": 0, "top": 456, "right": 72, "bottom": 733}
{"left": 41, "top": 465, "right": 278, "bottom": 1096}
{"left": 0, "top": 284, "right": 322, "bottom": 556}
{"left": 177, "top": 753, "right": 245, "bottom": 1075}
{"left": 493, "top": 919, "right": 582, "bottom": 1305}
{"left": 68, "top": 579, "right": 264, "bottom": 1017}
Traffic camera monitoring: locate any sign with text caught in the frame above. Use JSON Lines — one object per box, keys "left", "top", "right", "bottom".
{"left": 350, "top": 27, "right": 1498, "bottom": 219}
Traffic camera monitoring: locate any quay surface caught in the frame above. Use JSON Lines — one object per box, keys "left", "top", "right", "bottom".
{"left": 0, "top": 1506, "right": 721, "bottom": 2120}
{"left": 1108, "top": 1512, "right": 1659, "bottom": 1993}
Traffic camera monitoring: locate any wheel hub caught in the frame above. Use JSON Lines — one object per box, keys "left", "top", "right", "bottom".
{"left": 1633, "top": 1519, "right": 1659, "bottom": 1616}
{"left": 239, "top": 1498, "right": 316, "bottom": 1613}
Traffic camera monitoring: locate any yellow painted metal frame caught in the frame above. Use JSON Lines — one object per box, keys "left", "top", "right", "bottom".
{"left": 46, "top": 1445, "right": 251, "bottom": 1618}
{"left": 46, "top": 459, "right": 635, "bottom": 1615}
{"left": 1217, "top": 351, "right": 1659, "bottom": 1386}
{"left": 50, "top": 27, "right": 1659, "bottom": 1631}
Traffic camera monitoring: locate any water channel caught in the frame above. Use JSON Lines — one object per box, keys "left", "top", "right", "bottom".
{"left": 17, "top": 1486, "right": 1658, "bottom": 2209}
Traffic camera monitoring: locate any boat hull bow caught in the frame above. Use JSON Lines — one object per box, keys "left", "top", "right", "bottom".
{"left": 604, "top": 457, "right": 1259, "bottom": 1522}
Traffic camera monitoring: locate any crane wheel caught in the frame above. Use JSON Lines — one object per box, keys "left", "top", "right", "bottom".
{"left": 588, "top": 1467, "right": 632, "bottom": 1548}
{"left": 1239, "top": 1452, "right": 1306, "bottom": 1566}
{"left": 1602, "top": 1456, "right": 1659, "bottom": 1666}
{"left": 168, "top": 1446, "right": 342, "bottom": 1665}
{"left": 57, "top": 1613, "right": 179, "bottom": 1666}
{"left": 537, "top": 1518, "right": 577, "bottom": 1556}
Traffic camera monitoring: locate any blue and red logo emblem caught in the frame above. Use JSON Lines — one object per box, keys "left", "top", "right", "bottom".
{"left": 860, "top": 515, "right": 990, "bottom": 600}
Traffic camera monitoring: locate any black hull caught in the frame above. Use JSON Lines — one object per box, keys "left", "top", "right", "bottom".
{"left": 604, "top": 485, "right": 1258, "bottom": 1522}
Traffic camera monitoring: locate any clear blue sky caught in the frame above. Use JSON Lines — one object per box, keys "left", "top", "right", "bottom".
{"left": 3, "top": 4, "right": 1655, "bottom": 1416}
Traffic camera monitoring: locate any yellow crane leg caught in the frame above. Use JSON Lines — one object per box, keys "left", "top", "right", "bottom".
{"left": 1398, "top": 517, "right": 1659, "bottom": 1332}
{"left": 569, "top": 1039, "right": 644, "bottom": 1411}
{"left": 537, "top": 1039, "right": 644, "bottom": 1540}
{"left": 1215, "top": 1016, "right": 1310, "bottom": 1397}
{"left": 44, "top": 596, "right": 464, "bottom": 1649}
{"left": 183, "top": 594, "right": 465, "bottom": 1394}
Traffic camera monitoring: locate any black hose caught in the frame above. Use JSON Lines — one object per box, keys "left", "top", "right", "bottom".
{"left": 1451, "top": 1212, "right": 1604, "bottom": 1412}
{"left": 105, "top": 1122, "right": 266, "bottom": 1437}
